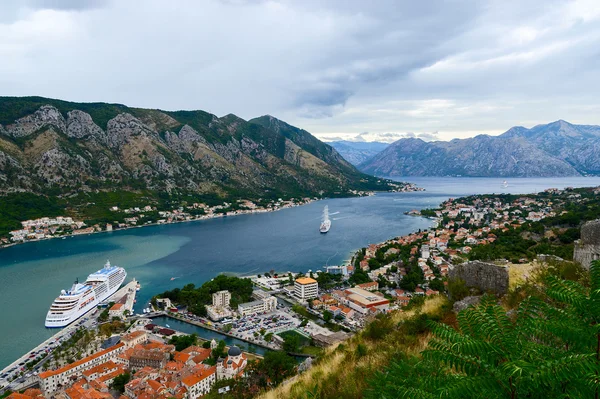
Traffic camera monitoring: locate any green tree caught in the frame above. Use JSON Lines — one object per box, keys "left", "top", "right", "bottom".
{"left": 254, "top": 351, "right": 297, "bottom": 387}
{"left": 168, "top": 333, "right": 197, "bottom": 351}
{"left": 212, "top": 340, "right": 226, "bottom": 359}
{"left": 282, "top": 333, "right": 300, "bottom": 353}
{"left": 110, "top": 372, "right": 130, "bottom": 393}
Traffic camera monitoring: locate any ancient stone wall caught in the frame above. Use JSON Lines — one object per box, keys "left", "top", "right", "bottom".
{"left": 573, "top": 219, "right": 600, "bottom": 269}
{"left": 449, "top": 261, "right": 509, "bottom": 295}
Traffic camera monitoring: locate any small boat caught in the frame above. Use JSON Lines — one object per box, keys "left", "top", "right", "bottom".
{"left": 170, "top": 277, "right": 176, "bottom": 281}
{"left": 166, "top": 324, "right": 170, "bottom": 328}
{"left": 320, "top": 206, "right": 331, "bottom": 233}
{"left": 502, "top": 180, "right": 509, "bottom": 188}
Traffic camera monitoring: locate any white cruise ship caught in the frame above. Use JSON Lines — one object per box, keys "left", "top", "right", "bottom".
{"left": 45, "top": 261, "right": 127, "bottom": 328}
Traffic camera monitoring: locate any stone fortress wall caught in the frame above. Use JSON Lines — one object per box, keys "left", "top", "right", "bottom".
{"left": 449, "top": 261, "right": 509, "bottom": 295}
{"left": 574, "top": 219, "right": 600, "bottom": 269}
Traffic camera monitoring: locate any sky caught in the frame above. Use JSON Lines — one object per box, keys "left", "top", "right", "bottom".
{"left": 2, "top": 0, "right": 600, "bottom": 143}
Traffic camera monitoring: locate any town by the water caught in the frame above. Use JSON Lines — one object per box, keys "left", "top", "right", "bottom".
{"left": 2, "top": 184, "right": 600, "bottom": 399}
{"left": 1, "top": 182, "right": 422, "bottom": 249}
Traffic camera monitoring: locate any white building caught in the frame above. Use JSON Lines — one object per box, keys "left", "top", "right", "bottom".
{"left": 182, "top": 366, "right": 217, "bottom": 398}
{"left": 294, "top": 277, "right": 319, "bottom": 301}
{"left": 237, "top": 296, "right": 277, "bottom": 316}
{"left": 212, "top": 290, "right": 231, "bottom": 308}
{"left": 216, "top": 346, "right": 247, "bottom": 380}
{"left": 326, "top": 265, "right": 348, "bottom": 276}
{"left": 207, "top": 290, "right": 233, "bottom": 321}
{"left": 421, "top": 245, "right": 430, "bottom": 259}
{"left": 39, "top": 343, "right": 125, "bottom": 395}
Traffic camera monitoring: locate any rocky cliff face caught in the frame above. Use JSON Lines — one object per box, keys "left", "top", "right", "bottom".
{"left": 0, "top": 97, "right": 387, "bottom": 197}
{"left": 359, "top": 120, "right": 599, "bottom": 177}
{"left": 328, "top": 141, "right": 389, "bottom": 166}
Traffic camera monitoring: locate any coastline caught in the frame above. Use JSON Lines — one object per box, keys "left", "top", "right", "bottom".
{"left": 0, "top": 198, "right": 319, "bottom": 251}
{"left": 0, "top": 186, "right": 426, "bottom": 252}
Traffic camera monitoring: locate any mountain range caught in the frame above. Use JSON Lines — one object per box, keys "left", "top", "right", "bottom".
{"left": 328, "top": 141, "right": 389, "bottom": 166}
{"left": 358, "top": 120, "right": 600, "bottom": 177}
{"left": 0, "top": 97, "right": 393, "bottom": 200}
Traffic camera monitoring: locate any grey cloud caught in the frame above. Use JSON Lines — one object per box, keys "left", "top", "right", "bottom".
{"left": 1, "top": 1, "right": 600, "bottom": 141}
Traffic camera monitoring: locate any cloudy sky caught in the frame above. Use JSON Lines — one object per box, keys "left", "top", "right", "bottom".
{"left": 2, "top": 0, "right": 600, "bottom": 142}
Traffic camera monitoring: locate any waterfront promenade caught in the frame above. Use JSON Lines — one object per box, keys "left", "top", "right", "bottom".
{"left": 0, "top": 278, "right": 139, "bottom": 393}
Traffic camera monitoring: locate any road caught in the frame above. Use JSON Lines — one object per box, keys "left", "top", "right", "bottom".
{"left": 0, "top": 279, "right": 138, "bottom": 393}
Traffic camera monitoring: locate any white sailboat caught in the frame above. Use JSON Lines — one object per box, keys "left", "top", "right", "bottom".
{"left": 502, "top": 180, "right": 509, "bottom": 188}
{"left": 320, "top": 206, "right": 331, "bottom": 233}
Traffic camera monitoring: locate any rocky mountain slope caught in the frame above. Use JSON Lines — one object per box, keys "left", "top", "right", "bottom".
{"left": 359, "top": 120, "right": 600, "bottom": 177}
{"left": 329, "top": 141, "right": 389, "bottom": 166}
{"left": 0, "top": 97, "right": 391, "bottom": 199}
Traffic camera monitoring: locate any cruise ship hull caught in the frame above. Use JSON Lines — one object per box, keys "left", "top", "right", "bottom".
{"left": 45, "top": 263, "right": 126, "bottom": 328}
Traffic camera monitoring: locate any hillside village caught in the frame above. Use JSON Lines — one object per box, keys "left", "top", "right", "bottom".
{"left": 1, "top": 198, "right": 315, "bottom": 248}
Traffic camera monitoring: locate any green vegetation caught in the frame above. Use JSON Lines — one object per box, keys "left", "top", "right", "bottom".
{"left": 204, "top": 352, "right": 297, "bottom": 399}
{"left": 253, "top": 351, "right": 297, "bottom": 387}
{"left": 169, "top": 333, "right": 198, "bottom": 351}
{"left": 256, "top": 296, "right": 450, "bottom": 399}
{"left": 156, "top": 275, "right": 254, "bottom": 316}
{"left": 110, "top": 372, "right": 131, "bottom": 393}
{"left": 348, "top": 268, "right": 371, "bottom": 285}
{"left": 279, "top": 331, "right": 306, "bottom": 353}
{"left": 98, "top": 320, "right": 126, "bottom": 337}
{"left": 97, "top": 302, "right": 114, "bottom": 322}
{"left": 0, "top": 192, "right": 63, "bottom": 236}
{"left": 211, "top": 340, "right": 227, "bottom": 360}
{"left": 315, "top": 272, "right": 343, "bottom": 290}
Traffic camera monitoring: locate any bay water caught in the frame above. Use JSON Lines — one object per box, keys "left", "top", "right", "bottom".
{"left": 1, "top": 176, "right": 600, "bottom": 368}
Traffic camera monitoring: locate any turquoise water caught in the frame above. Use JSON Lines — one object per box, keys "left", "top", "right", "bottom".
{"left": 1, "top": 176, "right": 600, "bottom": 368}
{"left": 151, "top": 316, "right": 269, "bottom": 356}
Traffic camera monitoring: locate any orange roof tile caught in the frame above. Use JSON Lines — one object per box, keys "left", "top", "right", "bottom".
{"left": 181, "top": 366, "right": 216, "bottom": 387}
{"left": 173, "top": 352, "right": 190, "bottom": 363}
{"left": 7, "top": 394, "right": 31, "bottom": 399}
{"left": 39, "top": 343, "right": 124, "bottom": 379}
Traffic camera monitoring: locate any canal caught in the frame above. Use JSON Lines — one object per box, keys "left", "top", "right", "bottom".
{"left": 151, "top": 316, "right": 271, "bottom": 356}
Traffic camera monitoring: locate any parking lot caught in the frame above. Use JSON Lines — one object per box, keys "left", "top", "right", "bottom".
{"left": 229, "top": 309, "right": 301, "bottom": 343}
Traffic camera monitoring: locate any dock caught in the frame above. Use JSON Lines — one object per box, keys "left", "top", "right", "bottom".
{"left": 106, "top": 279, "right": 138, "bottom": 313}
{"left": 0, "top": 279, "right": 139, "bottom": 392}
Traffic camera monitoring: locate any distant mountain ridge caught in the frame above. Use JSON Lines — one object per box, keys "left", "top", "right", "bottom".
{"left": 329, "top": 140, "right": 389, "bottom": 166}
{"left": 0, "top": 96, "right": 393, "bottom": 199}
{"left": 359, "top": 120, "right": 600, "bottom": 177}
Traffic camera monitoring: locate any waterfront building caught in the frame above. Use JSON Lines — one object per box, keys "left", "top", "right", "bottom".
{"left": 294, "top": 277, "right": 319, "bottom": 301}
{"left": 108, "top": 303, "right": 125, "bottom": 319}
{"left": 237, "top": 296, "right": 277, "bottom": 316}
{"left": 38, "top": 343, "right": 125, "bottom": 395}
{"left": 325, "top": 265, "right": 348, "bottom": 276}
{"left": 212, "top": 290, "right": 231, "bottom": 307}
{"left": 206, "top": 290, "right": 233, "bottom": 321}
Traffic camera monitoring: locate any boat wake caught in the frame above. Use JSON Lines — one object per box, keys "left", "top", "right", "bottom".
{"left": 332, "top": 216, "right": 351, "bottom": 221}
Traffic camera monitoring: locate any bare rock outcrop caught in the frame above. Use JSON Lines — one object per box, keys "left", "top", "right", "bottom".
{"left": 6, "top": 105, "right": 66, "bottom": 138}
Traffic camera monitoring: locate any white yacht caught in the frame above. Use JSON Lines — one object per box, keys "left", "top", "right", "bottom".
{"left": 45, "top": 261, "right": 126, "bottom": 328}
{"left": 320, "top": 206, "right": 331, "bottom": 233}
